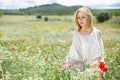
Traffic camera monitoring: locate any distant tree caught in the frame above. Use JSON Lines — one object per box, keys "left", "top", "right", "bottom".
{"left": 28, "top": 13, "right": 31, "bottom": 15}
{"left": 44, "top": 17, "right": 48, "bottom": 21}
{"left": 36, "top": 15, "right": 42, "bottom": 19}
{"left": 34, "top": 6, "right": 38, "bottom": 8}
{"left": 19, "top": 8, "right": 23, "bottom": 12}
{"left": 96, "top": 12, "right": 112, "bottom": 22}
{"left": 0, "top": 10, "right": 3, "bottom": 17}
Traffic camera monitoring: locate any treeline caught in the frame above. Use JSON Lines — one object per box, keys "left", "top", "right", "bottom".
{"left": 0, "top": 3, "right": 120, "bottom": 16}
{"left": 0, "top": 10, "right": 2, "bottom": 17}
{"left": 1, "top": 9, "right": 23, "bottom": 15}
{"left": 92, "top": 9, "right": 120, "bottom": 16}
{"left": 21, "top": 4, "right": 82, "bottom": 15}
{"left": 1, "top": 4, "right": 81, "bottom": 15}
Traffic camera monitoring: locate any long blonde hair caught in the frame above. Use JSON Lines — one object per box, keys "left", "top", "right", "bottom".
{"left": 75, "top": 7, "right": 93, "bottom": 31}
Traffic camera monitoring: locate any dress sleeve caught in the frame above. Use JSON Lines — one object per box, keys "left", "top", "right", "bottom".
{"left": 97, "top": 31, "right": 105, "bottom": 62}
{"left": 65, "top": 32, "right": 82, "bottom": 66}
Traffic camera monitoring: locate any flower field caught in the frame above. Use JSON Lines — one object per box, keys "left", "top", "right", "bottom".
{"left": 0, "top": 15, "right": 120, "bottom": 80}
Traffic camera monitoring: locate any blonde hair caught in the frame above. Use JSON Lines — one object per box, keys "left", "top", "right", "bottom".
{"left": 75, "top": 7, "right": 93, "bottom": 31}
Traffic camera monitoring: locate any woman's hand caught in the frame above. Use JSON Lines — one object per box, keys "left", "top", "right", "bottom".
{"left": 99, "top": 70, "right": 105, "bottom": 78}
{"left": 90, "top": 57, "right": 106, "bottom": 78}
{"left": 62, "top": 62, "right": 71, "bottom": 70}
{"left": 90, "top": 57, "right": 101, "bottom": 67}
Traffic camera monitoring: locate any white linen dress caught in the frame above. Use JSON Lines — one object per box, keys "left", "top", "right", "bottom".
{"left": 65, "top": 27, "right": 104, "bottom": 69}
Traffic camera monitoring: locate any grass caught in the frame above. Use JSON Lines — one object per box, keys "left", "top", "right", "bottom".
{"left": 0, "top": 15, "right": 120, "bottom": 80}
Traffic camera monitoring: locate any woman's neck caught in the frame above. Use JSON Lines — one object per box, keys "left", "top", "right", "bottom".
{"left": 81, "top": 27, "right": 90, "bottom": 32}
{"left": 80, "top": 27, "right": 93, "bottom": 35}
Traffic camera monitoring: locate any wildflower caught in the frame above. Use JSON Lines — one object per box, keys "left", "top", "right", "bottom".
{"left": 44, "top": 57, "right": 49, "bottom": 61}
{"left": 101, "top": 67, "right": 108, "bottom": 72}
{"left": 11, "top": 47, "right": 15, "bottom": 51}
{"left": 109, "top": 38, "right": 113, "bottom": 42}
{"left": 99, "top": 62, "right": 108, "bottom": 72}
{"left": 99, "top": 62, "right": 105, "bottom": 68}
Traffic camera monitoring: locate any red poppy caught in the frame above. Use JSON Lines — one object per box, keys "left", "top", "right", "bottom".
{"left": 11, "top": 47, "right": 15, "bottom": 51}
{"left": 99, "top": 62, "right": 108, "bottom": 72}
{"left": 101, "top": 67, "right": 108, "bottom": 72}
{"left": 44, "top": 57, "right": 49, "bottom": 61}
{"left": 99, "top": 62, "right": 105, "bottom": 69}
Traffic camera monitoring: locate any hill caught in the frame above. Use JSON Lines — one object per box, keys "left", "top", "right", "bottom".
{"left": 1, "top": 3, "right": 82, "bottom": 15}
{"left": 1, "top": 3, "right": 120, "bottom": 16}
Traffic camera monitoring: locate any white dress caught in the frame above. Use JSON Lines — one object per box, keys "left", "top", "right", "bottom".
{"left": 65, "top": 27, "right": 104, "bottom": 69}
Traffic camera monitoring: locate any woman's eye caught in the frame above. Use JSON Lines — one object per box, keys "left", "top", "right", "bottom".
{"left": 82, "top": 17, "right": 86, "bottom": 18}
{"left": 77, "top": 17, "right": 86, "bottom": 19}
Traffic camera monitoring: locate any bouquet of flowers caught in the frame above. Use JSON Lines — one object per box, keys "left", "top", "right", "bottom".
{"left": 89, "top": 60, "right": 108, "bottom": 78}
{"left": 99, "top": 61, "right": 108, "bottom": 72}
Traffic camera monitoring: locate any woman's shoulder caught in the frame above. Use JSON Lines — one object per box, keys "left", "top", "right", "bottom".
{"left": 93, "top": 27, "right": 101, "bottom": 34}
{"left": 94, "top": 27, "right": 101, "bottom": 32}
{"left": 72, "top": 31, "right": 80, "bottom": 36}
{"left": 71, "top": 31, "right": 80, "bottom": 38}
{"left": 93, "top": 27, "right": 102, "bottom": 36}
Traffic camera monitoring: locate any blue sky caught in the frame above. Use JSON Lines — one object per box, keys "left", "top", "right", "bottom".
{"left": 0, "top": 0, "right": 120, "bottom": 9}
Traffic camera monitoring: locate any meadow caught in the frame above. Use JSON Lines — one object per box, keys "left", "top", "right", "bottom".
{"left": 0, "top": 15, "right": 120, "bottom": 80}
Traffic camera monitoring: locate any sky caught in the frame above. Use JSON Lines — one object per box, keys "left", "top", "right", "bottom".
{"left": 0, "top": 0, "right": 120, "bottom": 9}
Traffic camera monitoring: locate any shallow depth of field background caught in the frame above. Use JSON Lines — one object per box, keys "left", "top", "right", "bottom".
{"left": 0, "top": 8, "right": 120, "bottom": 80}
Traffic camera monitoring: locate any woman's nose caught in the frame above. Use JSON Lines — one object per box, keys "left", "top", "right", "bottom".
{"left": 79, "top": 18, "right": 83, "bottom": 21}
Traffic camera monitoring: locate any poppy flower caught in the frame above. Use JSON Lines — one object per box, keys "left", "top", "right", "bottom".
{"left": 99, "top": 62, "right": 105, "bottom": 69}
{"left": 101, "top": 67, "right": 108, "bottom": 72}
{"left": 44, "top": 57, "right": 49, "bottom": 61}
{"left": 99, "top": 62, "right": 108, "bottom": 72}
{"left": 11, "top": 47, "right": 15, "bottom": 51}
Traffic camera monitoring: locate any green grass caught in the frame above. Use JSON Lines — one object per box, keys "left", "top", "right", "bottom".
{"left": 0, "top": 15, "right": 120, "bottom": 80}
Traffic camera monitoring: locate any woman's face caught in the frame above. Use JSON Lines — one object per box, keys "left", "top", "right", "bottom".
{"left": 77, "top": 12, "right": 88, "bottom": 28}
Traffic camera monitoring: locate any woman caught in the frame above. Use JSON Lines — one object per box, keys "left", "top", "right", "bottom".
{"left": 62, "top": 7, "right": 107, "bottom": 77}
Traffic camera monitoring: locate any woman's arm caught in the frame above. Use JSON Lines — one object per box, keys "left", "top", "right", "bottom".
{"left": 62, "top": 59, "right": 79, "bottom": 69}
{"left": 90, "top": 30, "right": 105, "bottom": 78}
{"left": 62, "top": 32, "right": 82, "bottom": 69}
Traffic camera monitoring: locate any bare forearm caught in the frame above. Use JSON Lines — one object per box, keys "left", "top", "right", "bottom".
{"left": 62, "top": 59, "right": 79, "bottom": 69}
{"left": 90, "top": 57, "right": 101, "bottom": 67}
